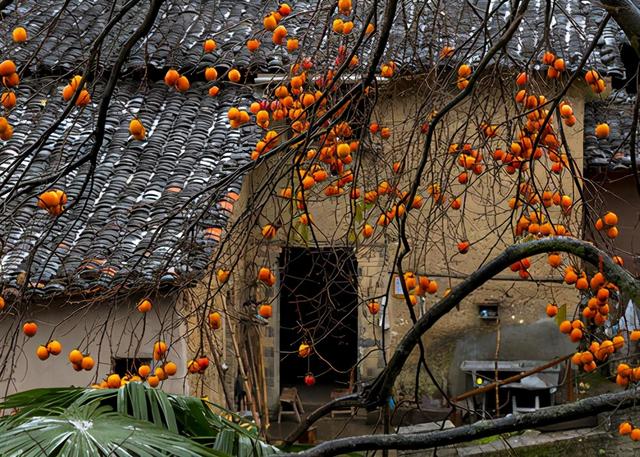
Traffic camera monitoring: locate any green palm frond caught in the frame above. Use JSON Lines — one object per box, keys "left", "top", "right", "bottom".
{"left": 0, "top": 402, "right": 223, "bottom": 457}
{"left": 0, "top": 384, "right": 280, "bottom": 456}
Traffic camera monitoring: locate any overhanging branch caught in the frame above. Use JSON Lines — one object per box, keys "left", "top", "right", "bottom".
{"left": 600, "top": 0, "right": 640, "bottom": 55}
{"left": 364, "top": 237, "right": 640, "bottom": 408}
{"left": 280, "top": 388, "right": 640, "bottom": 457}
{"left": 283, "top": 237, "right": 640, "bottom": 445}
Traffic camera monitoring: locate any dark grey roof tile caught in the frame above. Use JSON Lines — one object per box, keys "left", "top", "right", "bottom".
{"left": 584, "top": 91, "right": 637, "bottom": 171}
{"left": 0, "top": 81, "right": 259, "bottom": 295}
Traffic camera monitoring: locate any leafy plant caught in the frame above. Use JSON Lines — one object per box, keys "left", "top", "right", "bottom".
{"left": 0, "top": 384, "right": 280, "bottom": 457}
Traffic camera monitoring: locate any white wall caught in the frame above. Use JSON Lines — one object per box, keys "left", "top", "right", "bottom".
{"left": 0, "top": 293, "right": 189, "bottom": 399}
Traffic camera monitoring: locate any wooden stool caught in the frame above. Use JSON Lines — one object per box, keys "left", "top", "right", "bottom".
{"left": 278, "top": 387, "right": 305, "bottom": 423}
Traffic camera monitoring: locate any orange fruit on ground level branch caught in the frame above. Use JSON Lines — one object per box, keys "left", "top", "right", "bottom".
{"left": 209, "top": 311, "right": 222, "bottom": 329}
{"left": 137, "top": 364, "right": 151, "bottom": 378}
{"left": 23, "top": 322, "right": 37, "bottom": 337}
{"left": 571, "top": 352, "right": 582, "bottom": 366}
{"left": 107, "top": 374, "right": 121, "bottom": 388}
{"left": 559, "top": 320, "right": 572, "bottom": 334}
{"left": 196, "top": 356, "right": 209, "bottom": 372}
{"left": 457, "top": 241, "right": 470, "bottom": 254}
{"left": 361, "top": 224, "right": 374, "bottom": 238}
{"left": 69, "top": 349, "right": 83, "bottom": 364}
{"left": 187, "top": 360, "right": 200, "bottom": 374}
{"left": 147, "top": 375, "right": 160, "bottom": 387}
{"left": 545, "top": 304, "right": 558, "bottom": 317}
{"left": 547, "top": 253, "right": 562, "bottom": 267}
{"left": 613, "top": 335, "right": 625, "bottom": 350}
{"left": 47, "top": 340, "right": 62, "bottom": 355}
{"left": 367, "top": 301, "right": 380, "bottom": 315}
{"left": 36, "top": 345, "right": 49, "bottom": 360}
{"left": 580, "top": 352, "right": 594, "bottom": 364}
{"left": 153, "top": 341, "right": 168, "bottom": 358}
{"left": 155, "top": 367, "right": 167, "bottom": 380}
{"left": 619, "top": 422, "right": 633, "bottom": 436}
{"left": 81, "top": 356, "right": 95, "bottom": 370}
{"left": 164, "top": 361, "right": 177, "bottom": 376}
{"left": 570, "top": 328, "right": 583, "bottom": 342}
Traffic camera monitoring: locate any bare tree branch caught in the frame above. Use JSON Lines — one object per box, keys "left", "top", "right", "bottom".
{"left": 600, "top": 0, "right": 640, "bottom": 55}
{"left": 280, "top": 388, "right": 640, "bottom": 457}
{"left": 365, "top": 237, "right": 640, "bottom": 409}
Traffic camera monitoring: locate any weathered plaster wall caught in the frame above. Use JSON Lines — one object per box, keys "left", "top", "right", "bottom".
{"left": 0, "top": 293, "right": 189, "bottom": 398}
{"left": 200, "top": 75, "right": 590, "bottom": 410}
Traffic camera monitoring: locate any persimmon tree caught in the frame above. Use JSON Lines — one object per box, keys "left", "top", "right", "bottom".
{"left": 1, "top": 0, "right": 640, "bottom": 456}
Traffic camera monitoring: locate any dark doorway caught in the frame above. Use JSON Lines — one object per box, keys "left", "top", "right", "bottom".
{"left": 279, "top": 247, "right": 358, "bottom": 391}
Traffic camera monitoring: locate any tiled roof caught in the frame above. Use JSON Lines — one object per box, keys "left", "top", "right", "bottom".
{"left": 0, "top": 82, "right": 259, "bottom": 296}
{"left": 584, "top": 91, "right": 637, "bottom": 171}
{"left": 396, "top": 0, "right": 625, "bottom": 78}
{"left": 0, "top": 0, "right": 626, "bottom": 77}
{"left": 0, "top": 0, "right": 631, "bottom": 297}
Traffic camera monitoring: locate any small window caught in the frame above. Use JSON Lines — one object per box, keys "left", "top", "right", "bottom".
{"left": 112, "top": 357, "right": 152, "bottom": 377}
{"left": 478, "top": 302, "right": 499, "bottom": 320}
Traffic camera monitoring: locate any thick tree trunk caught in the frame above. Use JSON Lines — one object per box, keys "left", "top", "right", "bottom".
{"left": 363, "top": 237, "right": 640, "bottom": 410}
{"left": 600, "top": 0, "right": 640, "bottom": 55}
{"left": 283, "top": 237, "right": 640, "bottom": 445}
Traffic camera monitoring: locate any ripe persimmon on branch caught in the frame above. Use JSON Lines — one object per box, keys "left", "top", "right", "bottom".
{"left": 284, "top": 237, "right": 640, "bottom": 445}
{"left": 281, "top": 388, "right": 640, "bottom": 457}
{"left": 2, "top": 0, "right": 640, "bottom": 454}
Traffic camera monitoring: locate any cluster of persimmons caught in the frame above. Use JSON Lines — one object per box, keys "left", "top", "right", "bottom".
{"left": 2, "top": 0, "right": 634, "bottom": 401}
